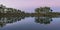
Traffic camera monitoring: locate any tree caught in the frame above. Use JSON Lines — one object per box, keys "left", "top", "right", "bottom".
{"left": 35, "top": 7, "right": 53, "bottom": 13}
{"left": 35, "top": 8, "right": 40, "bottom": 13}
{"left": 0, "top": 4, "right": 6, "bottom": 13}
{"left": 17, "top": 9, "right": 21, "bottom": 13}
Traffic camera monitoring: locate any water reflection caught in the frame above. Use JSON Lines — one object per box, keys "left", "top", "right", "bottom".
{"left": 0, "top": 16, "right": 25, "bottom": 27}
{"left": 0, "top": 16, "right": 60, "bottom": 28}
{"left": 35, "top": 16, "right": 52, "bottom": 24}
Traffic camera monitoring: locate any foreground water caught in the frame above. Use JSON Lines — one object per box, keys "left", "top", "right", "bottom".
{"left": 0, "top": 16, "right": 60, "bottom": 30}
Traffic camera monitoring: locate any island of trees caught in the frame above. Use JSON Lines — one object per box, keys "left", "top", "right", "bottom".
{"left": 0, "top": 4, "right": 60, "bottom": 17}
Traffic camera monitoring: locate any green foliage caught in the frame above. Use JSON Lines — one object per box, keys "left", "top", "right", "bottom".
{"left": 0, "top": 4, "right": 25, "bottom": 14}
{"left": 35, "top": 7, "right": 53, "bottom": 13}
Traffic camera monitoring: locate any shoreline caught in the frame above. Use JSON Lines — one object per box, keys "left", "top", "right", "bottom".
{"left": 0, "top": 12, "right": 60, "bottom": 17}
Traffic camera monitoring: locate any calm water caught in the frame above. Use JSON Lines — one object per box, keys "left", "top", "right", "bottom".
{"left": 0, "top": 16, "right": 60, "bottom": 30}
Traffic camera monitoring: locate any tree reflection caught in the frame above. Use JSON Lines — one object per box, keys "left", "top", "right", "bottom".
{"left": 0, "top": 15, "right": 59, "bottom": 27}
{"left": 0, "top": 16, "right": 25, "bottom": 27}
{"left": 35, "top": 16, "right": 53, "bottom": 24}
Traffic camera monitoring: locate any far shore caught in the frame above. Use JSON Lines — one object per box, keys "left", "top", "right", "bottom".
{"left": 0, "top": 12, "right": 60, "bottom": 17}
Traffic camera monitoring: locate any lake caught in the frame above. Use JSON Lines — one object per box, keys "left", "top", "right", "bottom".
{"left": 0, "top": 16, "right": 60, "bottom": 30}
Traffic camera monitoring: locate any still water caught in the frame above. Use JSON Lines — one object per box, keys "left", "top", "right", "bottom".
{"left": 0, "top": 16, "right": 60, "bottom": 30}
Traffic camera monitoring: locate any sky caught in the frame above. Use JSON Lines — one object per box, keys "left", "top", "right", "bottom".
{"left": 0, "top": 0, "right": 60, "bottom": 13}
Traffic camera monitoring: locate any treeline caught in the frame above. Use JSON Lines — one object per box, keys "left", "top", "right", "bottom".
{"left": 0, "top": 4, "right": 60, "bottom": 17}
